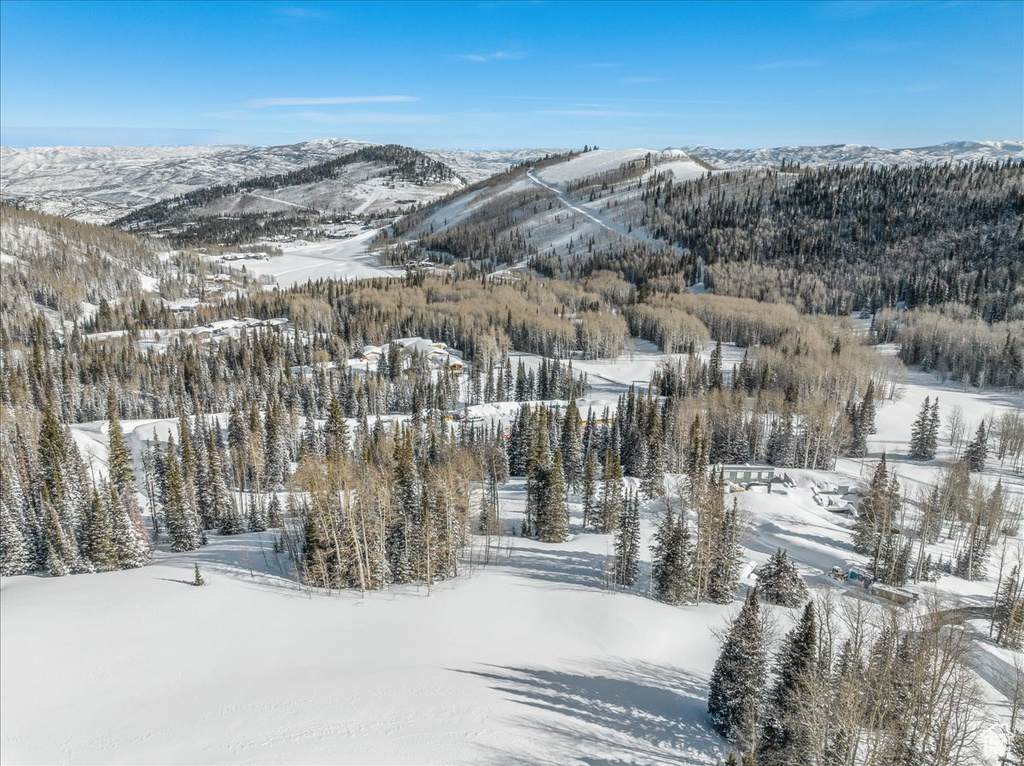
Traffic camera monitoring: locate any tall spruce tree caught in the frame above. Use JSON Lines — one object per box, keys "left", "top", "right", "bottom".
{"left": 598, "top": 448, "right": 624, "bottom": 534}
{"left": 581, "top": 451, "right": 598, "bottom": 529}
{"left": 756, "top": 601, "right": 817, "bottom": 766}
{"left": 651, "top": 505, "right": 693, "bottom": 604}
{"left": 909, "top": 396, "right": 934, "bottom": 460}
{"left": 561, "top": 399, "right": 583, "bottom": 493}
{"left": 164, "top": 446, "right": 199, "bottom": 552}
{"left": 536, "top": 449, "right": 569, "bottom": 543}
{"left": 613, "top": 489, "right": 640, "bottom": 587}
{"left": 708, "top": 585, "right": 768, "bottom": 753}
{"left": 84, "top": 486, "right": 118, "bottom": 572}
{"left": 107, "top": 388, "right": 150, "bottom": 567}
{"left": 964, "top": 421, "right": 988, "bottom": 472}
{"left": 707, "top": 492, "right": 742, "bottom": 604}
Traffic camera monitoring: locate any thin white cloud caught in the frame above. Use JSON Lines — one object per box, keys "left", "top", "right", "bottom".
{"left": 282, "top": 111, "right": 442, "bottom": 124}
{"left": 459, "top": 50, "right": 528, "bottom": 63}
{"left": 248, "top": 95, "right": 419, "bottom": 108}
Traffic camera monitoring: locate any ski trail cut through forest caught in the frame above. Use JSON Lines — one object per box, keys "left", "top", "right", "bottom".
{"left": 526, "top": 170, "right": 630, "bottom": 238}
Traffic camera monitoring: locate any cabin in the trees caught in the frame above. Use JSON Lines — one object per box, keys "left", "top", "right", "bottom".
{"left": 359, "top": 345, "right": 383, "bottom": 362}
{"left": 717, "top": 464, "right": 775, "bottom": 489}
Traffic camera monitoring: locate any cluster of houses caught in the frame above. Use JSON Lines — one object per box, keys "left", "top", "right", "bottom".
{"left": 353, "top": 337, "right": 466, "bottom": 374}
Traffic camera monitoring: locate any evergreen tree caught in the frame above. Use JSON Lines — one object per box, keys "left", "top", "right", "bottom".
{"left": 708, "top": 585, "right": 768, "bottom": 752}
{"left": 561, "top": 399, "right": 583, "bottom": 492}
{"left": 707, "top": 496, "right": 742, "bottom": 604}
{"left": 964, "top": 421, "right": 988, "bottom": 472}
{"left": 536, "top": 450, "right": 569, "bottom": 543}
{"left": 651, "top": 505, "right": 693, "bottom": 604}
{"left": 926, "top": 397, "right": 940, "bottom": 459}
{"left": 581, "top": 451, "right": 598, "bottom": 529}
{"left": 324, "top": 395, "right": 349, "bottom": 460}
{"left": 267, "top": 493, "right": 284, "bottom": 528}
{"left": 909, "top": 397, "right": 935, "bottom": 460}
{"left": 756, "top": 601, "right": 817, "bottom": 766}
{"left": 105, "top": 388, "right": 150, "bottom": 568}
{"left": 0, "top": 493, "right": 31, "bottom": 576}
{"left": 613, "top": 489, "right": 640, "bottom": 587}
{"left": 164, "top": 447, "right": 199, "bottom": 552}
{"left": 854, "top": 455, "right": 897, "bottom": 561}
{"left": 193, "top": 562, "right": 205, "bottom": 586}
{"left": 757, "top": 548, "right": 808, "bottom": 608}
{"left": 861, "top": 380, "right": 877, "bottom": 435}
{"left": 598, "top": 448, "right": 624, "bottom": 534}
{"left": 993, "top": 564, "right": 1023, "bottom": 649}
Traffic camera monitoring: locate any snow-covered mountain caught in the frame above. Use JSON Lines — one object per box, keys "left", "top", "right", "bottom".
{"left": 4, "top": 138, "right": 1019, "bottom": 225}
{"left": 0, "top": 139, "right": 554, "bottom": 224}
{"left": 681, "top": 140, "right": 1024, "bottom": 170}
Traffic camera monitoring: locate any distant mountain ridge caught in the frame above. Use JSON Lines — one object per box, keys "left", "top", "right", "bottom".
{"left": 0, "top": 139, "right": 555, "bottom": 224}
{"left": 2, "top": 138, "right": 1020, "bottom": 224}
{"left": 680, "top": 140, "right": 1024, "bottom": 169}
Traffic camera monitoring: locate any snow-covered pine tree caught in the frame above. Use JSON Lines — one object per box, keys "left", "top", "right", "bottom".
{"left": 909, "top": 396, "right": 934, "bottom": 460}
{"left": 756, "top": 548, "right": 808, "bottom": 608}
{"left": 560, "top": 399, "right": 583, "bottom": 493}
{"left": 0, "top": 490, "right": 32, "bottom": 576}
{"left": 598, "top": 448, "right": 624, "bottom": 534}
{"left": 613, "top": 489, "right": 640, "bottom": 587}
{"left": 267, "top": 493, "right": 283, "bottom": 528}
{"left": 107, "top": 388, "right": 150, "bottom": 567}
{"left": 651, "top": 505, "right": 693, "bottom": 604}
{"left": 324, "top": 395, "right": 348, "bottom": 460}
{"left": 994, "top": 563, "right": 1023, "bottom": 649}
{"left": 84, "top": 485, "right": 118, "bottom": 572}
{"left": 707, "top": 495, "right": 742, "bottom": 604}
{"left": 926, "top": 397, "right": 940, "bottom": 459}
{"left": 964, "top": 421, "right": 988, "bottom": 472}
{"left": 862, "top": 380, "right": 877, "bottom": 435}
{"left": 708, "top": 584, "right": 768, "bottom": 753}
{"left": 203, "top": 429, "right": 236, "bottom": 530}
{"left": 756, "top": 601, "right": 817, "bottom": 766}
{"left": 536, "top": 449, "right": 569, "bottom": 543}
{"left": 640, "top": 410, "right": 666, "bottom": 499}
{"left": 164, "top": 445, "right": 199, "bottom": 552}
{"left": 854, "top": 454, "right": 893, "bottom": 557}
{"left": 0, "top": 451, "right": 33, "bottom": 576}
{"left": 581, "top": 451, "right": 598, "bottom": 529}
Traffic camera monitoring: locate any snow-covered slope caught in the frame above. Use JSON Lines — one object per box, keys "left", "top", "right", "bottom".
{"left": 681, "top": 140, "right": 1024, "bottom": 170}
{"left": 0, "top": 140, "right": 375, "bottom": 224}
{"left": 0, "top": 140, "right": 553, "bottom": 224}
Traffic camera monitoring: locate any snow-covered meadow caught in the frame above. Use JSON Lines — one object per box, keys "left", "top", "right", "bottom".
{"left": 3, "top": 336, "right": 1022, "bottom": 765}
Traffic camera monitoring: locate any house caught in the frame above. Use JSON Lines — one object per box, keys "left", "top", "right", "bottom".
{"left": 716, "top": 464, "right": 775, "bottom": 485}
{"left": 443, "top": 356, "right": 465, "bottom": 373}
{"left": 359, "top": 345, "right": 383, "bottom": 362}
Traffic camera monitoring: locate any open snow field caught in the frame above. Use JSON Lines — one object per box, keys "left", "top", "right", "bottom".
{"left": 229, "top": 230, "right": 401, "bottom": 288}
{"left": 3, "top": 341, "right": 1023, "bottom": 764}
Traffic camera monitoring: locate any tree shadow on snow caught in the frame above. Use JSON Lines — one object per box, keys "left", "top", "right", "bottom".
{"left": 153, "top": 533, "right": 308, "bottom": 598}
{"left": 501, "top": 547, "right": 611, "bottom": 591}
{"left": 455, "top": 659, "right": 726, "bottom": 765}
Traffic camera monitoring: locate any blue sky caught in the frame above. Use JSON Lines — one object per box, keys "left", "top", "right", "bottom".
{"left": 1, "top": 0, "right": 1021, "bottom": 149}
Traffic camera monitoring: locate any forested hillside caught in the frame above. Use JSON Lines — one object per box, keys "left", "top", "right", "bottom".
{"left": 398, "top": 155, "right": 1023, "bottom": 322}
{"left": 112, "top": 145, "right": 465, "bottom": 246}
